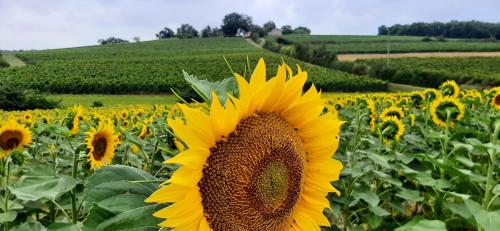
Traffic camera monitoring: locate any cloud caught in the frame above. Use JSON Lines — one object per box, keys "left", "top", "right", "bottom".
{"left": 1, "top": 0, "right": 499, "bottom": 50}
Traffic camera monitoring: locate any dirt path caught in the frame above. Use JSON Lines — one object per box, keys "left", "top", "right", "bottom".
{"left": 338, "top": 51, "right": 500, "bottom": 61}
{"left": 2, "top": 54, "right": 26, "bottom": 67}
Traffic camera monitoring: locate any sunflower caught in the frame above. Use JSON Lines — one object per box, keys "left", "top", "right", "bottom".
{"left": 439, "top": 80, "right": 460, "bottom": 98}
{"left": 367, "top": 99, "right": 378, "bottom": 133}
{"left": 0, "top": 120, "right": 32, "bottom": 158}
{"left": 410, "top": 114, "right": 416, "bottom": 127}
{"left": 430, "top": 96, "right": 465, "bottom": 128}
{"left": 379, "top": 116, "right": 405, "bottom": 144}
{"left": 381, "top": 106, "right": 404, "bottom": 120}
{"left": 491, "top": 92, "right": 500, "bottom": 110}
{"left": 146, "top": 59, "right": 343, "bottom": 230}
{"left": 86, "top": 121, "right": 120, "bottom": 170}
{"left": 66, "top": 106, "right": 84, "bottom": 135}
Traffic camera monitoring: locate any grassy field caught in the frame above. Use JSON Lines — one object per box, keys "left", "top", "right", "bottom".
{"left": 1, "top": 54, "right": 26, "bottom": 67}
{"left": 49, "top": 94, "right": 178, "bottom": 107}
{"left": 337, "top": 51, "right": 500, "bottom": 61}
{"left": 0, "top": 38, "right": 386, "bottom": 94}
{"left": 279, "top": 35, "right": 500, "bottom": 54}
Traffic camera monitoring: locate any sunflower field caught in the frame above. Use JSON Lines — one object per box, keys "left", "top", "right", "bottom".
{"left": 0, "top": 60, "right": 499, "bottom": 231}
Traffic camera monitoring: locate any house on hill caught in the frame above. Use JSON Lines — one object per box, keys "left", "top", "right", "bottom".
{"left": 268, "top": 28, "right": 282, "bottom": 36}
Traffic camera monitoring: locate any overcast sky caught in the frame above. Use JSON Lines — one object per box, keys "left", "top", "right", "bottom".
{"left": 1, "top": 0, "right": 499, "bottom": 50}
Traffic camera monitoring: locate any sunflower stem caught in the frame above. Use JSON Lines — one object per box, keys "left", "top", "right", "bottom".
{"left": 70, "top": 141, "right": 79, "bottom": 224}
{"left": 482, "top": 122, "right": 500, "bottom": 210}
{"left": 3, "top": 159, "right": 10, "bottom": 231}
{"left": 150, "top": 141, "right": 159, "bottom": 174}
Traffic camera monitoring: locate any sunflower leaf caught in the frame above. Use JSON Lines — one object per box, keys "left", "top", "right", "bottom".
{"left": 183, "top": 71, "right": 237, "bottom": 104}
{"left": 82, "top": 165, "right": 162, "bottom": 231}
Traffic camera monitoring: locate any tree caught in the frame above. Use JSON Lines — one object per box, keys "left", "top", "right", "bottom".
{"left": 281, "top": 25, "right": 293, "bottom": 35}
{"left": 250, "top": 25, "right": 267, "bottom": 38}
{"left": 293, "top": 26, "right": 311, "bottom": 34}
{"left": 201, "top": 26, "right": 212, "bottom": 38}
{"left": 97, "top": 37, "right": 129, "bottom": 45}
{"left": 221, "top": 12, "right": 252, "bottom": 36}
{"left": 133, "top": 36, "right": 141, "bottom": 42}
{"left": 201, "top": 26, "right": 223, "bottom": 38}
{"left": 263, "top": 21, "right": 276, "bottom": 32}
{"left": 176, "top": 24, "right": 199, "bottom": 39}
{"left": 156, "top": 27, "right": 175, "bottom": 39}
{"left": 378, "top": 25, "right": 389, "bottom": 35}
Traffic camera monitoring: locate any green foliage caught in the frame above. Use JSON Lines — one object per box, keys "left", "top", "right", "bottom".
{"left": 90, "top": 101, "right": 104, "bottom": 108}
{"left": 280, "top": 34, "right": 500, "bottom": 54}
{"left": 82, "top": 165, "right": 162, "bottom": 231}
{"left": 380, "top": 20, "right": 500, "bottom": 39}
{"left": 156, "top": 27, "right": 175, "bottom": 39}
{"left": 0, "top": 38, "right": 386, "bottom": 94}
{"left": 97, "top": 37, "right": 129, "bottom": 45}
{"left": 0, "top": 87, "right": 60, "bottom": 111}
{"left": 221, "top": 12, "right": 252, "bottom": 36}
{"left": 176, "top": 24, "right": 198, "bottom": 39}
{"left": 341, "top": 57, "right": 500, "bottom": 87}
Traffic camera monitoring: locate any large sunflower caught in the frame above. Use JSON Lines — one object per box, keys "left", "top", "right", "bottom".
{"left": 430, "top": 96, "right": 465, "bottom": 128}
{"left": 86, "top": 121, "right": 119, "bottom": 170}
{"left": 439, "top": 80, "right": 460, "bottom": 98}
{"left": 146, "top": 59, "right": 343, "bottom": 230}
{"left": 0, "top": 120, "right": 32, "bottom": 158}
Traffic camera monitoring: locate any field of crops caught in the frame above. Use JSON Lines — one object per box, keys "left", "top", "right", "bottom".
{"left": 280, "top": 35, "right": 500, "bottom": 54}
{"left": 0, "top": 75, "right": 499, "bottom": 230}
{"left": 0, "top": 38, "right": 386, "bottom": 94}
{"left": 339, "top": 57, "right": 500, "bottom": 87}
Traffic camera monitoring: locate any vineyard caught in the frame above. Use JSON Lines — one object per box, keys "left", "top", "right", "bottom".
{"left": 0, "top": 38, "right": 386, "bottom": 94}
{"left": 335, "top": 57, "right": 500, "bottom": 87}
{"left": 278, "top": 35, "right": 500, "bottom": 54}
{"left": 0, "top": 58, "right": 499, "bottom": 230}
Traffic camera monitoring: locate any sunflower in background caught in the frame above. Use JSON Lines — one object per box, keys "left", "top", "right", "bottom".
{"left": 410, "top": 114, "right": 416, "bottom": 127}
{"left": 0, "top": 120, "right": 32, "bottom": 158}
{"left": 379, "top": 116, "right": 405, "bottom": 144}
{"left": 66, "top": 105, "right": 84, "bottom": 136}
{"left": 367, "top": 99, "right": 378, "bottom": 133}
{"left": 439, "top": 80, "right": 460, "bottom": 98}
{"left": 490, "top": 92, "right": 500, "bottom": 110}
{"left": 86, "top": 121, "right": 119, "bottom": 170}
{"left": 381, "top": 106, "right": 405, "bottom": 120}
{"left": 146, "top": 59, "right": 343, "bottom": 230}
{"left": 430, "top": 96, "right": 465, "bottom": 128}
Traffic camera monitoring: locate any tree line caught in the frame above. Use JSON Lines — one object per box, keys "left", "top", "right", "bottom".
{"left": 378, "top": 20, "right": 500, "bottom": 39}
{"left": 98, "top": 12, "right": 311, "bottom": 45}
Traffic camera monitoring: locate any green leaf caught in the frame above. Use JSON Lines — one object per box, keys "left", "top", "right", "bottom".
{"left": 10, "top": 219, "right": 47, "bottom": 231}
{"left": 183, "top": 71, "right": 237, "bottom": 104}
{"left": 0, "top": 211, "right": 17, "bottom": 223}
{"left": 395, "top": 216, "right": 447, "bottom": 231}
{"left": 82, "top": 165, "right": 162, "bottom": 231}
{"left": 47, "top": 222, "right": 82, "bottom": 231}
{"left": 396, "top": 189, "right": 424, "bottom": 202}
{"left": 464, "top": 199, "right": 500, "bottom": 231}
{"left": 352, "top": 188, "right": 379, "bottom": 207}
{"left": 9, "top": 173, "right": 79, "bottom": 202}
{"left": 414, "top": 172, "right": 451, "bottom": 189}
{"left": 445, "top": 202, "right": 472, "bottom": 219}
{"left": 368, "top": 205, "right": 390, "bottom": 216}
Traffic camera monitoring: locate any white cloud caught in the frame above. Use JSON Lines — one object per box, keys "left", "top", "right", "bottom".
{"left": 1, "top": 0, "right": 499, "bottom": 50}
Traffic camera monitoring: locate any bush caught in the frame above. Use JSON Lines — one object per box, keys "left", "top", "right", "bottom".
{"left": 279, "top": 46, "right": 296, "bottom": 57}
{"left": 91, "top": 101, "right": 104, "bottom": 107}
{"left": 0, "top": 57, "right": 9, "bottom": 68}
{"left": 0, "top": 87, "right": 61, "bottom": 111}
{"left": 422, "top": 37, "right": 433, "bottom": 42}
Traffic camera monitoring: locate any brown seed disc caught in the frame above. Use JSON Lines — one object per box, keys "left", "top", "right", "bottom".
{"left": 92, "top": 136, "right": 108, "bottom": 160}
{"left": 199, "top": 112, "right": 305, "bottom": 231}
{"left": 0, "top": 131, "right": 23, "bottom": 151}
{"left": 495, "top": 94, "right": 500, "bottom": 106}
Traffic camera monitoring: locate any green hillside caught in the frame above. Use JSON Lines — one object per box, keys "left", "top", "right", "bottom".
{"left": 0, "top": 38, "right": 386, "bottom": 94}
{"left": 279, "top": 35, "right": 500, "bottom": 54}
